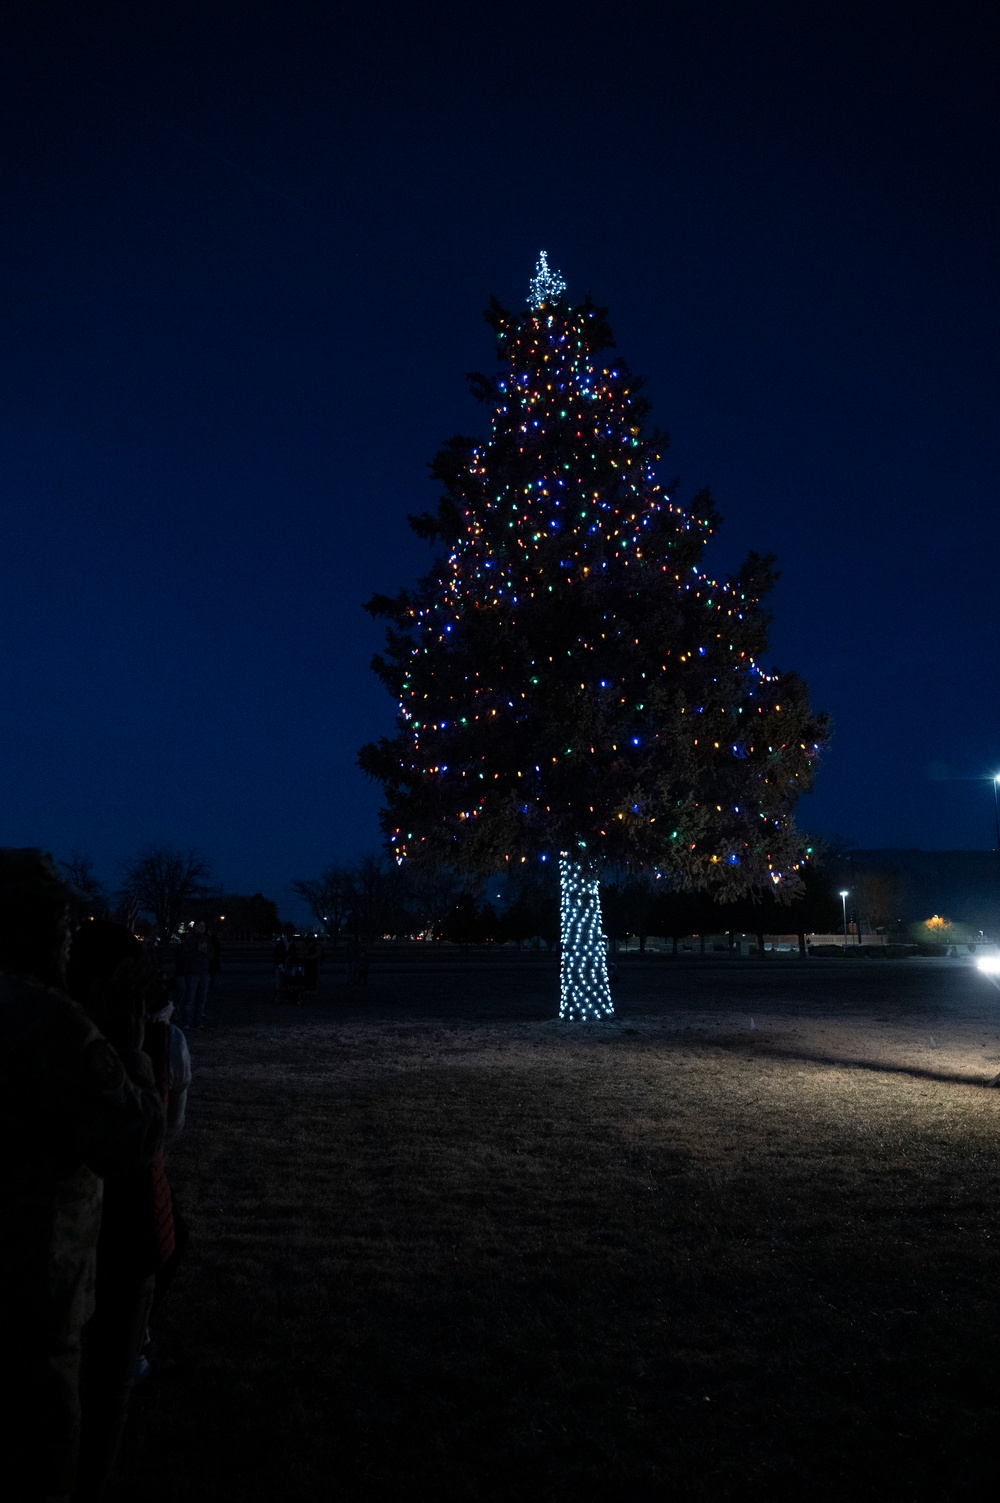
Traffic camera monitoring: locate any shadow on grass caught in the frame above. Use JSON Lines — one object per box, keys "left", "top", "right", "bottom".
{"left": 710, "top": 1037, "right": 993, "bottom": 1089}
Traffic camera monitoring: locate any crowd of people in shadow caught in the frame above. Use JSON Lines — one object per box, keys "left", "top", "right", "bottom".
{"left": 0, "top": 852, "right": 376, "bottom": 1502}
{"left": 0, "top": 849, "right": 190, "bottom": 1501}
{"left": 271, "top": 927, "right": 368, "bottom": 1001}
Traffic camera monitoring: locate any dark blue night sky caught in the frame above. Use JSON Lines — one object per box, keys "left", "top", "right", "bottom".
{"left": 2, "top": 2, "right": 998, "bottom": 905}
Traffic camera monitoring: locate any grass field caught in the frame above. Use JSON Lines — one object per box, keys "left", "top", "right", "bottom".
{"left": 111, "top": 952, "right": 1000, "bottom": 1501}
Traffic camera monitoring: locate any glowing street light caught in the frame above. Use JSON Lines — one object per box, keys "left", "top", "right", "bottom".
{"left": 991, "top": 775, "right": 1000, "bottom": 943}
{"left": 977, "top": 954, "right": 1000, "bottom": 1010}
{"left": 839, "top": 890, "right": 849, "bottom": 948}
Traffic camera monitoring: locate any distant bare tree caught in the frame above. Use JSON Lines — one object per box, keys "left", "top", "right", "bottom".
{"left": 345, "top": 855, "right": 405, "bottom": 944}
{"left": 291, "top": 856, "right": 413, "bottom": 946}
{"left": 121, "top": 846, "right": 212, "bottom": 938}
{"left": 58, "top": 854, "right": 108, "bottom": 916}
{"left": 289, "top": 867, "right": 353, "bottom": 950}
{"left": 403, "top": 858, "right": 463, "bottom": 935}
{"left": 854, "top": 867, "right": 904, "bottom": 932}
{"left": 189, "top": 892, "right": 281, "bottom": 941}
{"left": 112, "top": 892, "right": 142, "bottom": 932}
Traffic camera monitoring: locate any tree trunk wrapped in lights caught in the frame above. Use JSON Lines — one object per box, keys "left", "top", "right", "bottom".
{"left": 559, "top": 856, "right": 613, "bottom": 1021}
{"left": 360, "top": 254, "right": 829, "bottom": 1019}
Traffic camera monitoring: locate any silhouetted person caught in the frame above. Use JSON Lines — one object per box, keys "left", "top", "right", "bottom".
{"left": 273, "top": 925, "right": 295, "bottom": 998}
{"left": 176, "top": 920, "right": 212, "bottom": 1028}
{"left": 172, "top": 931, "right": 190, "bottom": 1013}
{"left": 208, "top": 929, "right": 222, "bottom": 993}
{"left": 303, "top": 937, "right": 323, "bottom": 996}
{"left": 279, "top": 939, "right": 305, "bottom": 1004}
{"left": 347, "top": 938, "right": 369, "bottom": 985}
{"left": 138, "top": 987, "right": 192, "bottom": 1379}
{"left": 66, "top": 923, "right": 177, "bottom": 1501}
{"left": 0, "top": 851, "right": 163, "bottom": 1503}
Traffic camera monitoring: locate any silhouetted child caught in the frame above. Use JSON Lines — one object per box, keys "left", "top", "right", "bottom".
{"left": 279, "top": 940, "right": 305, "bottom": 1004}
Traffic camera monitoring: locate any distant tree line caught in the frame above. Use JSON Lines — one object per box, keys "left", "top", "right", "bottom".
{"left": 290, "top": 852, "right": 847, "bottom": 956}
{"left": 290, "top": 855, "right": 463, "bottom": 949}
{"left": 56, "top": 841, "right": 852, "bottom": 954}
{"left": 600, "top": 865, "right": 841, "bottom": 956}
{"left": 423, "top": 864, "right": 842, "bottom": 956}
{"left": 58, "top": 847, "right": 280, "bottom": 941}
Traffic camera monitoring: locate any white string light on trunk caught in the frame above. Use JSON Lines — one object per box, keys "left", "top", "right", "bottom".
{"left": 559, "top": 855, "right": 614, "bottom": 1021}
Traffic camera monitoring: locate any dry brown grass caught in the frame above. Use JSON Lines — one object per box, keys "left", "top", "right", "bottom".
{"left": 111, "top": 955, "right": 1000, "bottom": 1500}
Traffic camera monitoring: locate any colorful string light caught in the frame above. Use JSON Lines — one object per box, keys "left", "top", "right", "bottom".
{"left": 359, "top": 260, "right": 829, "bottom": 1016}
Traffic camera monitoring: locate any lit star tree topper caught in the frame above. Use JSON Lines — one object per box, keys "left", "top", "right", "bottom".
{"left": 528, "top": 250, "right": 567, "bottom": 309}
{"left": 359, "top": 258, "right": 829, "bottom": 1020}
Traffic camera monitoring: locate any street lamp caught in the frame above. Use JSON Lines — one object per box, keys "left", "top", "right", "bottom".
{"left": 993, "top": 776, "right": 1000, "bottom": 943}
{"left": 839, "top": 890, "right": 849, "bottom": 948}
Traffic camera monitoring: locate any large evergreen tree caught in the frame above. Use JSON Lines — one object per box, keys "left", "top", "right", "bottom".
{"left": 360, "top": 254, "right": 829, "bottom": 1019}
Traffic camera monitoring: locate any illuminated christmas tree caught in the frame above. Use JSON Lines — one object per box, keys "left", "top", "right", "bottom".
{"left": 360, "top": 254, "right": 829, "bottom": 1019}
